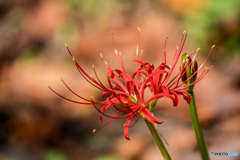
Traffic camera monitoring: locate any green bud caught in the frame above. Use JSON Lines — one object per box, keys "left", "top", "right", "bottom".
{"left": 149, "top": 98, "right": 158, "bottom": 112}
{"left": 181, "top": 52, "right": 187, "bottom": 65}
{"left": 180, "top": 66, "right": 187, "bottom": 83}
{"left": 192, "top": 60, "right": 198, "bottom": 80}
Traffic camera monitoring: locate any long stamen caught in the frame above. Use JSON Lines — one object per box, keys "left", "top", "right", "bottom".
{"left": 61, "top": 78, "right": 93, "bottom": 102}
{"left": 93, "top": 109, "right": 132, "bottom": 133}
{"left": 175, "top": 66, "right": 213, "bottom": 90}
{"left": 111, "top": 31, "right": 125, "bottom": 72}
{"left": 163, "top": 32, "right": 187, "bottom": 85}
{"left": 49, "top": 87, "right": 96, "bottom": 105}
{"left": 162, "top": 36, "right": 168, "bottom": 63}
{"left": 167, "top": 48, "right": 201, "bottom": 88}
{"left": 136, "top": 27, "right": 140, "bottom": 70}
{"left": 119, "top": 52, "right": 126, "bottom": 73}
{"left": 74, "top": 62, "right": 104, "bottom": 91}
{"left": 136, "top": 27, "right": 141, "bottom": 89}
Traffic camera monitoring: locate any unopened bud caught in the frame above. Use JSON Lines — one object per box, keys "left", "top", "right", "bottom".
{"left": 186, "top": 55, "right": 192, "bottom": 64}
{"left": 181, "top": 52, "right": 187, "bottom": 65}
{"left": 180, "top": 66, "right": 187, "bottom": 83}
{"left": 192, "top": 60, "right": 198, "bottom": 80}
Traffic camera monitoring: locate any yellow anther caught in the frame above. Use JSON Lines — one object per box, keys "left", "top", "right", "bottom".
{"left": 111, "top": 31, "right": 113, "bottom": 35}
{"left": 92, "top": 64, "right": 95, "bottom": 69}
{"left": 196, "top": 48, "right": 200, "bottom": 51}
{"left": 141, "top": 50, "right": 143, "bottom": 53}
{"left": 176, "top": 45, "right": 179, "bottom": 49}
{"left": 90, "top": 75, "right": 94, "bottom": 78}
{"left": 93, "top": 129, "right": 96, "bottom": 133}
{"left": 209, "top": 65, "right": 214, "bottom": 69}
{"left": 183, "top": 30, "right": 186, "bottom": 33}
{"left": 138, "top": 27, "right": 140, "bottom": 31}
{"left": 166, "top": 36, "right": 168, "bottom": 39}
{"left": 65, "top": 43, "right": 68, "bottom": 47}
{"left": 115, "top": 92, "right": 119, "bottom": 95}
{"left": 123, "top": 124, "right": 126, "bottom": 127}
{"left": 105, "top": 61, "right": 108, "bottom": 65}
{"left": 100, "top": 53, "right": 103, "bottom": 57}
{"left": 61, "top": 78, "right": 63, "bottom": 81}
{"left": 123, "top": 101, "right": 128, "bottom": 104}
{"left": 212, "top": 45, "right": 215, "bottom": 48}
{"left": 205, "top": 67, "right": 208, "bottom": 70}
{"left": 73, "top": 56, "right": 76, "bottom": 63}
{"left": 90, "top": 96, "right": 94, "bottom": 100}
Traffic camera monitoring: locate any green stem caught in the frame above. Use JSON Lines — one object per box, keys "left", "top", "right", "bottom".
{"left": 144, "top": 119, "right": 172, "bottom": 160}
{"left": 188, "top": 91, "right": 210, "bottom": 160}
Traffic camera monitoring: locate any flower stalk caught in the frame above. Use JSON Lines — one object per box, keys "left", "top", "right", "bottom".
{"left": 188, "top": 91, "right": 210, "bottom": 160}
{"left": 144, "top": 101, "right": 171, "bottom": 160}
{"left": 144, "top": 119, "right": 171, "bottom": 160}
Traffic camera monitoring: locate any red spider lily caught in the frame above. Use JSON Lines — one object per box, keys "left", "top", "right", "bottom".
{"left": 49, "top": 29, "right": 214, "bottom": 140}
{"left": 132, "top": 31, "right": 215, "bottom": 107}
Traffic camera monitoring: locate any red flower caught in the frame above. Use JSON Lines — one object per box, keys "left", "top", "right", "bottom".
{"left": 49, "top": 29, "right": 214, "bottom": 140}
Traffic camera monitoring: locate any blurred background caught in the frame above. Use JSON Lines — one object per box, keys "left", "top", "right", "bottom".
{"left": 0, "top": 0, "right": 240, "bottom": 160}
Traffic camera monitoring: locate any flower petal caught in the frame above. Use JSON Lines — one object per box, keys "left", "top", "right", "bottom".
{"left": 141, "top": 108, "right": 163, "bottom": 124}
{"left": 124, "top": 114, "right": 135, "bottom": 140}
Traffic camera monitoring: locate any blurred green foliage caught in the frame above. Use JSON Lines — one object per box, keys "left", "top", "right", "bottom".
{"left": 184, "top": 0, "right": 240, "bottom": 56}
{"left": 44, "top": 149, "right": 67, "bottom": 160}
{"left": 19, "top": 45, "right": 43, "bottom": 59}
{"left": 94, "top": 154, "right": 126, "bottom": 160}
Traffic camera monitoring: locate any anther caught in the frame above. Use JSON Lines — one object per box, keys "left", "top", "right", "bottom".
{"left": 105, "top": 61, "right": 108, "bottom": 65}
{"left": 166, "top": 36, "right": 168, "bottom": 39}
{"left": 176, "top": 45, "right": 179, "bottom": 49}
{"left": 138, "top": 27, "right": 140, "bottom": 31}
{"left": 73, "top": 56, "right": 76, "bottom": 63}
{"left": 209, "top": 65, "right": 214, "bottom": 69}
{"left": 204, "top": 67, "right": 208, "bottom": 70}
{"left": 111, "top": 31, "right": 113, "bottom": 35}
{"left": 183, "top": 30, "right": 186, "bottom": 33}
{"left": 90, "top": 96, "right": 94, "bottom": 100}
{"left": 100, "top": 53, "right": 103, "bottom": 57}
{"left": 212, "top": 45, "right": 215, "bottom": 48}
{"left": 61, "top": 78, "right": 63, "bottom": 81}
{"left": 92, "top": 64, "right": 95, "bottom": 69}
{"left": 93, "top": 129, "right": 96, "bottom": 133}
{"left": 65, "top": 43, "right": 68, "bottom": 48}
{"left": 123, "top": 101, "right": 128, "bottom": 104}
{"left": 196, "top": 48, "right": 200, "bottom": 51}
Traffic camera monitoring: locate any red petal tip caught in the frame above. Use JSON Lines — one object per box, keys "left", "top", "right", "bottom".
{"left": 125, "top": 136, "right": 130, "bottom": 140}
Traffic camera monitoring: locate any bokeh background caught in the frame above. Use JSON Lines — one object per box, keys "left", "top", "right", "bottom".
{"left": 0, "top": 0, "right": 240, "bottom": 160}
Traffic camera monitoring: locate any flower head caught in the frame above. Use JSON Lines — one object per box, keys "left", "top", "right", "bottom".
{"left": 49, "top": 29, "right": 214, "bottom": 140}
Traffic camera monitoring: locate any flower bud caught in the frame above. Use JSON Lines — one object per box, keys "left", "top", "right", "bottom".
{"left": 192, "top": 60, "right": 198, "bottom": 80}
{"left": 180, "top": 66, "right": 187, "bottom": 83}
{"left": 181, "top": 53, "right": 187, "bottom": 65}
